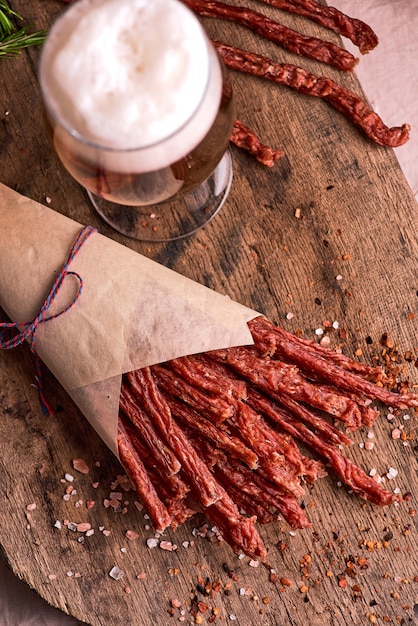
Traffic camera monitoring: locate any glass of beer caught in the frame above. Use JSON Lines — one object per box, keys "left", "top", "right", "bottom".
{"left": 39, "top": 0, "right": 234, "bottom": 242}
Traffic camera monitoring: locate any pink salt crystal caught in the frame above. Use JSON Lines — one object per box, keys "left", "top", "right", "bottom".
{"left": 72, "top": 458, "right": 90, "bottom": 474}
{"left": 392, "top": 428, "right": 401, "bottom": 439}
{"left": 26, "top": 503, "right": 36, "bottom": 511}
{"left": 77, "top": 522, "right": 92, "bottom": 533}
{"left": 160, "top": 541, "right": 177, "bottom": 551}
{"left": 125, "top": 530, "right": 139, "bottom": 541}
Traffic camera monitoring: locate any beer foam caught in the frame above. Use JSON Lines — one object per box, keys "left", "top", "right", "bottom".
{"left": 41, "top": 0, "right": 213, "bottom": 151}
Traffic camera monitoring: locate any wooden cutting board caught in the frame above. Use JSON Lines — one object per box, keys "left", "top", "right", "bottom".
{"left": 1, "top": 2, "right": 417, "bottom": 625}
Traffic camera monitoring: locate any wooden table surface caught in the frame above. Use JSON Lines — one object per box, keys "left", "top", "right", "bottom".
{"left": 1, "top": 2, "right": 417, "bottom": 625}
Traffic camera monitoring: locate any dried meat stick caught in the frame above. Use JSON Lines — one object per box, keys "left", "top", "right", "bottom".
{"left": 267, "top": 389, "right": 353, "bottom": 446}
{"left": 120, "top": 415, "right": 194, "bottom": 529}
{"left": 203, "top": 484, "right": 268, "bottom": 561}
{"left": 230, "top": 119, "right": 284, "bottom": 166}
{"left": 127, "top": 368, "right": 223, "bottom": 507}
{"left": 213, "top": 40, "right": 410, "bottom": 147}
{"left": 230, "top": 401, "right": 305, "bottom": 497}
{"left": 253, "top": 329, "right": 418, "bottom": 410}
{"left": 256, "top": 0, "right": 378, "bottom": 54}
{"left": 164, "top": 393, "right": 259, "bottom": 469}
{"left": 167, "top": 355, "right": 247, "bottom": 402}
{"left": 120, "top": 383, "right": 181, "bottom": 476}
{"left": 250, "top": 316, "right": 385, "bottom": 381}
{"left": 182, "top": 0, "right": 357, "bottom": 71}
{"left": 117, "top": 418, "right": 172, "bottom": 532}
{"left": 247, "top": 390, "right": 396, "bottom": 506}
{"left": 215, "top": 456, "right": 311, "bottom": 528}
{"left": 152, "top": 363, "right": 234, "bottom": 423}
{"left": 209, "top": 345, "right": 363, "bottom": 430}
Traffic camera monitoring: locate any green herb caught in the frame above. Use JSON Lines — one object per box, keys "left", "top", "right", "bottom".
{"left": 0, "top": 0, "right": 47, "bottom": 57}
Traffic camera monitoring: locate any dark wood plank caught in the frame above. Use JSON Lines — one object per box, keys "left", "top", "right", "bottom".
{"left": 1, "top": 2, "right": 417, "bottom": 625}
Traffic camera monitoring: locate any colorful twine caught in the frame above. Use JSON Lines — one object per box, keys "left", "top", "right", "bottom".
{"left": 0, "top": 225, "right": 97, "bottom": 416}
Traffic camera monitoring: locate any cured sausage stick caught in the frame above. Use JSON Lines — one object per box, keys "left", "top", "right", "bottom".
{"left": 214, "top": 40, "right": 410, "bottom": 147}
{"left": 230, "top": 119, "right": 284, "bottom": 166}
{"left": 249, "top": 316, "right": 385, "bottom": 380}
{"left": 117, "top": 418, "right": 172, "bottom": 532}
{"left": 256, "top": 0, "right": 378, "bottom": 54}
{"left": 181, "top": 0, "right": 358, "bottom": 71}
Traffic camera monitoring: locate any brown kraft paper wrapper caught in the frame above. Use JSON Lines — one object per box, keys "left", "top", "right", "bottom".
{"left": 0, "top": 183, "right": 260, "bottom": 457}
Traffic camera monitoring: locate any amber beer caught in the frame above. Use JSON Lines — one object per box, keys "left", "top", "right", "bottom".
{"left": 39, "top": 0, "right": 234, "bottom": 239}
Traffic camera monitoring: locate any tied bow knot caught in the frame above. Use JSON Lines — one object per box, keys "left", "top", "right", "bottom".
{"left": 0, "top": 225, "right": 97, "bottom": 415}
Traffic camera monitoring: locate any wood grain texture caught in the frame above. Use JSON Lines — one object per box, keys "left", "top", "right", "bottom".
{"left": 1, "top": 1, "right": 417, "bottom": 625}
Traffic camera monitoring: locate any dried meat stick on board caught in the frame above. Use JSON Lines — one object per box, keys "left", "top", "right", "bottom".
{"left": 256, "top": 0, "right": 378, "bottom": 54}
{"left": 230, "top": 119, "right": 284, "bottom": 166}
{"left": 182, "top": 0, "right": 358, "bottom": 71}
{"left": 214, "top": 41, "right": 410, "bottom": 147}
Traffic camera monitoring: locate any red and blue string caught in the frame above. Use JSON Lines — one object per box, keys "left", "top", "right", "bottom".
{"left": 0, "top": 225, "right": 97, "bottom": 416}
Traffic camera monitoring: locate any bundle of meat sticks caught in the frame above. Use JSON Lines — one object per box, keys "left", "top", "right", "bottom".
{"left": 1, "top": 183, "right": 416, "bottom": 562}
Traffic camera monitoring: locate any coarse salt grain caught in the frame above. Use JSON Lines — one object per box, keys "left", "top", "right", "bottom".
{"left": 248, "top": 559, "right": 259, "bottom": 568}
{"left": 387, "top": 467, "right": 398, "bottom": 479}
{"left": 64, "top": 474, "right": 74, "bottom": 482}
{"left": 146, "top": 537, "right": 159, "bottom": 549}
{"left": 365, "top": 442, "right": 374, "bottom": 451}
{"left": 336, "top": 275, "right": 342, "bottom": 281}
{"left": 76, "top": 522, "right": 91, "bottom": 533}
{"left": 125, "top": 530, "right": 139, "bottom": 541}
{"left": 286, "top": 312, "right": 294, "bottom": 320}
{"left": 332, "top": 321, "right": 339, "bottom": 329}
{"left": 54, "top": 520, "right": 62, "bottom": 529}
{"left": 109, "top": 566, "right": 124, "bottom": 580}
{"left": 72, "top": 458, "right": 90, "bottom": 474}
{"left": 160, "top": 541, "right": 177, "bottom": 551}
{"left": 26, "top": 503, "right": 36, "bottom": 511}
{"left": 315, "top": 328, "right": 324, "bottom": 336}
{"left": 392, "top": 428, "right": 401, "bottom": 439}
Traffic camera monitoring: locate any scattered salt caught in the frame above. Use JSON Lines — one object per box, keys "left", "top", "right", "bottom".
{"left": 146, "top": 537, "right": 159, "bottom": 549}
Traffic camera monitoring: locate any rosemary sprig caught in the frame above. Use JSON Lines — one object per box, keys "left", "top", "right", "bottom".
{"left": 0, "top": 0, "right": 46, "bottom": 57}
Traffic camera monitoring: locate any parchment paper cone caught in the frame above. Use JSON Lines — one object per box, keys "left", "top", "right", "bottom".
{"left": 0, "top": 182, "right": 259, "bottom": 457}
